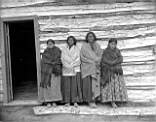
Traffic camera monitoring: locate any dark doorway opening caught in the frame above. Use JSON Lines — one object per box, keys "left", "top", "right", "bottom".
{"left": 8, "top": 20, "right": 38, "bottom": 100}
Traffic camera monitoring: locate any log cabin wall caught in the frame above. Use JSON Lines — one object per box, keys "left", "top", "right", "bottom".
{"left": 0, "top": 0, "right": 156, "bottom": 103}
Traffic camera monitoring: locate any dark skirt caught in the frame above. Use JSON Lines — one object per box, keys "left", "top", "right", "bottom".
{"left": 81, "top": 76, "right": 93, "bottom": 103}
{"left": 61, "top": 72, "right": 82, "bottom": 103}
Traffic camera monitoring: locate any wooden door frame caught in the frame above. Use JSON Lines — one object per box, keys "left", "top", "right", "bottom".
{"left": 0, "top": 16, "right": 41, "bottom": 103}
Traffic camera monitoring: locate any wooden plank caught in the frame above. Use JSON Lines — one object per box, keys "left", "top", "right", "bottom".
{"left": 1, "top": 0, "right": 56, "bottom": 8}
{"left": 123, "top": 63, "right": 154, "bottom": 75}
{"left": 33, "top": 105, "right": 156, "bottom": 116}
{"left": 96, "top": 36, "right": 156, "bottom": 49}
{"left": 127, "top": 86, "right": 156, "bottom": 90}
{"left": 0, "top": 79, "right": 3, "bottom": 91}
{"left": 39, "top": 15, "right": 156, "bottom": 34}
{"left": 1, "top": 2, "right": 155, "bottom": 17}
{"left": 0, "top": 58, "right": 1, "bottom": 68}
{"left": 122, "top": 49, "right": 153, "bottom": 57}
{"left": 40, "top": 35, "right": 156, "bottom": 50}
{"left": 1, "top": 0, "right": 155, "bottom": 8}
{"left": 125, "top": 75, "right": 156, "bottom": 86}
{"left": 39, "top": 25, "right": 156, "bottom": 41}
{"left": 123, "top": 55, "right": 155, "bottom": 63}
{"left": 0, "top": 70, "right": 2, "bottom": 80}
{"left": 128, "top": 89, "right": 156, "bottom": 102}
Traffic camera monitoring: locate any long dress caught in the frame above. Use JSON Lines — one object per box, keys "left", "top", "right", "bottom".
{"left": 61, "top": 44, "right": 82, "bottom": 103}
{"left": 100, "top": 46, "right": 128, "bottom": 102}
{"left": 80, "top": 42, "right": 102, "bottom": 102}
{"left": 39, "top": 74, "right": 62, "bottom": 102}
{"left": 39, "top": 46, "right": 62, "bottom": 103}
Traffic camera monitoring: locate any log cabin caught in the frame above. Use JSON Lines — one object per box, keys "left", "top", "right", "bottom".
{"left": 0, "top": 0, "right": 156, "bottom": 105}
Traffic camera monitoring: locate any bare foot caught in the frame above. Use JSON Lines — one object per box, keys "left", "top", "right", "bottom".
{"left": 47, "top": 103, "right": 52, "bottom": 108}
{"left": 74, "top": 103, "right": 78, "bottom": 108}
{"left": 52, "top": 103, "right": 57, "bottom": 107}
{"left": 89, "top": 102, "right": 97, "bottom": 108}
{"left": 111, "top": 102, "right": 118, "bottom": 108}
{"left": 65, "top": 103, "right": 70, "bottom": 107}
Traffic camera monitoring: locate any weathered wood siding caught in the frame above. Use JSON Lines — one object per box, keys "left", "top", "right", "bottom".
{"left": 0, "top": 53, "right": 2, "bottom": 102}
{"left": 0, "top": 0, "right": 156, "bottom": 102}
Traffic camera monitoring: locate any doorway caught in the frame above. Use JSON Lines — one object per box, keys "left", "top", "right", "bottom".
{"left": 10, "top": 21, "right": 37, "bottom": 100}
{"left": 1, "top": 17, "right": 40, "bottom": 102}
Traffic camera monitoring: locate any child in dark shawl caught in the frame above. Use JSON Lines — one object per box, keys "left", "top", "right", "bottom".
{"left": 39, "top": 39, "right": 62, "bottom": 107}
{"left": 100, "top": 38, "right": 128, "bottom": 108}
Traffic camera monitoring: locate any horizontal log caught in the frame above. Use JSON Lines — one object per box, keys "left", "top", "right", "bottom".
{"left": 123, "top": 55, "right": 155, "bottom": 63}
{"left": 127, "top": 86, "right": 155, "bottom": 90}
{"left": 38, "top": 8, "right": 156, "bottom": 21}
{"left": 1, "top": 2, "right": 155, "bottom": 17}
{"left": 128, "top": 89, "right": 156, "bottom": 102}
{"left": 0, "top": 58, "right": 1, "bottom": 68}
{"left": 122, "top": 49, "right": 153, "bottom": 57}
{"left": 1, "top": 0, "right": 56, "bottom": 8}
{"left": 96, "top": 36, "right": 156, "bottom": 49}
{"left": 123, "top": 63, "right": 155, "bottom": 75}
{"left": 1, "top": 0, "right": 154, "bottom": 8}
{"left": 0, "top": 72, "right": 1, "bottom": 81}
{"left": 39, "top": 25, "right": 156, "bottom": 41}
{"left": 125, "top": 75, "right": 156, "bottom": 86}
{"left": 39, "top": 14, "right": 156, "bottom": 33}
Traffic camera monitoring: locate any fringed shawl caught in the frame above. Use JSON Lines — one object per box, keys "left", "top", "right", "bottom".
{"left": 80, "top": 42, "right": 102, "bottom": 98}
{"left": 100, "top": 46, "right": 123, "bottom": 86}
{"left": 40, "top": 46, "right": 62, "bottom": 88}
{"left": 80, "top": 42, "right": 102, "bottom": 78}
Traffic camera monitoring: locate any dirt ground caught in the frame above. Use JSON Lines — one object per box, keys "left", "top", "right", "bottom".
{"left": 1, "top": 102, "right": 156, "bottom": 122}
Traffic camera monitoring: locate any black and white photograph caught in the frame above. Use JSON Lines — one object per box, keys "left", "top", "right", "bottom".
{"left": 0, "top": 0, "right": 156, "bottom": 122}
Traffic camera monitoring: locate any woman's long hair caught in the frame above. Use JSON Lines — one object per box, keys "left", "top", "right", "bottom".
{"left": 66, "top": 36, "right": 77, "bottom": 46}
{"left": 85, "top": 32, "right": 97, "bottom": 43}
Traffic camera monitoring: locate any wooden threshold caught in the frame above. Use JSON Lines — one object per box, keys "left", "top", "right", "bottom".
{"left": 2, "top": 100, "right": 41, "bottom": 106}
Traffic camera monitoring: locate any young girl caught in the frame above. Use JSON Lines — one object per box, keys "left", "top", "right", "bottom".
{"left": 39, "top": 39, "right": 62, "bottom": 107}
{"left": 100, "top": 38, "right": 128, "bottom": 108}
{"left": 80, "top": 32, "right": 102, "bottom": 108}
{"left": 61, "top": 36, "right": 82, "bottom": 107}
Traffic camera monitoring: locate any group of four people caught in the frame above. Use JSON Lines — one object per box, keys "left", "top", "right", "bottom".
{"left": 39, "top": 32, "right": 128, "bottom": 108}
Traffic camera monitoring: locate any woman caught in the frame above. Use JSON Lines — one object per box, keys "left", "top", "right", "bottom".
{"left": 100, "top": 38, "right": 128, "bottom": 108}
{"left": 80, "top": 32, "right": 102, "bottom": 108}
{"left": 61, "top": 36, "right": 82, "bottom": 107}
{"left": 39, "top": 39, "right": 62, "bottom": 107}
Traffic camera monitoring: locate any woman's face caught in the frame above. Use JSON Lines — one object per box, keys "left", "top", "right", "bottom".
{"left": 47, "top": 42, "right": 54, "bottom": 48}
{"left": 67, "top": 37, "right": 74, "bottom": 47}
{"left": 109, "top": 41, "right": 117, "bottom": 49}
{"left": 87, "top": 33, "right": 95, "bottom": 43}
